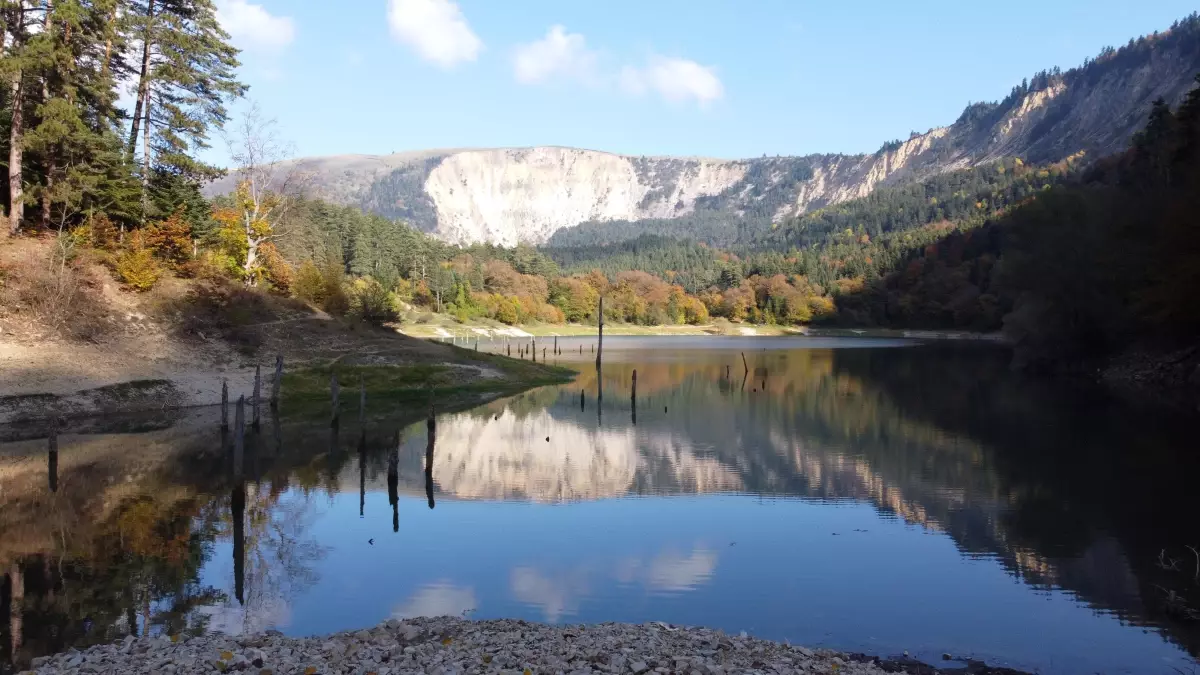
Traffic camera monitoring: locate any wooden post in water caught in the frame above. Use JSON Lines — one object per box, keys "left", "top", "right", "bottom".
{"left": 252, "top": 366, "right": 261, "bottom": 430}
{"left": 741, "top": 351, "right": 749, "bottom": 376}
{"left": 358, "top": 431, "right": 367, "bottom": 517}
{"left": 48, "top": 425, "right": 58, "bottom": 493}
{"left": 220, "top": 380, "right": 229, "bottom": 430}
{"left": 358, "top": 375, "right": 366, "bottom": 425}
{"left": 231, "top": 477, "right": 245, "bottom": 605}
{"left": 234, "top": 396, "right": 245, "bottom": 478}
{"left": 507, "top": 342, "right": 511, "bottom": 356}
{"left": 579, "top": 344, "right": 582, "bottom": 354}
{"left": 543, "top": 347, "right": 546, "bottom": 361}
{"left": 631, "top": 369, "right": 637, "bottom": 426}
{"left": 726, "top": 365, "right": 731, "bottom": 381}
{"left": 580, "top": 389, "right": 585, "bottom": 411}
{"left": 554, "top": 335, "right": 558, "bottom": 355}
{"left": 532, "top": 340, "right": 537, "bottom": 363}
{"left": 475, "top": 338, "right": 479, "bottom": 351}
{"left": 271, "top": 355, "right": 283, "bottom": 408}
{"left": 388, "top": 431, "right": 400, "bottom": 533}
{"left": 595, "top": 296, "right": 604, "bottom": 368}
{"left": 425, "top": 406, "right": 436, "bottom": 510}
{"left": 331, "top": 373, "right": 340, "bottom": 428}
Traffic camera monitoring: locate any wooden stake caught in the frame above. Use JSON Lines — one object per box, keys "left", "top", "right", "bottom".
{"left": 220, "top": 379, "right": 229, "bottom": 430}
{"left": 554, "top": 335, "right": 558, "bottom": 355}
{"left": 271, "top": 355, "right": 283, "bottom": 408}
{"left": 252, "top": 365, "right": 261, "bottom": 430}
{"left": 425, "top": 405, "right": 436, "bottom": 510}
{"left": 48, "top": 426, "right": 58, "bottom": 493}
{"left": 741, "top": 351, "right": 749, "bottom": 375}
{"left": 359, "top": 374, "right": 366, "bottom": 425}
{"left": 596, "top": 296, "right": 604, "bottom": 368}
{"left": 234, "top": 395, "right": 245, "bottom": 477}
{"left": 331, "top": 373, "right": 340, "bottom": 427}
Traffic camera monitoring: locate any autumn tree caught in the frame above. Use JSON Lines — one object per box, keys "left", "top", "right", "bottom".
{"left": 223, "top": 104, "right": 302, "bottom": 286}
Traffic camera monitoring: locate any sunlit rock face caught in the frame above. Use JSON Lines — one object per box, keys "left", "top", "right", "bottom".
{"left": 203, "top": 32, "right": 1200, "bottom": 245}
{"left": 428, "top": 408, "right": 743, "bottom": 502}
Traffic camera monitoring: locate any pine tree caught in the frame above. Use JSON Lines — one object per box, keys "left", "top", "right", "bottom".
{"left": 125, "top": 0, "right": 244, "bottom": 222}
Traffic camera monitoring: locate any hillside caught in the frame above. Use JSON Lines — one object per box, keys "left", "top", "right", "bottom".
{"left": 206, "top": 15, "right": 1200, "bottom": 247}
{"left": 0, "top": 238, "right": 571, "bottom": 424}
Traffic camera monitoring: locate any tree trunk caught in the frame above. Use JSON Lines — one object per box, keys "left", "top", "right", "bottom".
{"left": 40, "top": 1, "right": 54, "bottom": 230}
{"left": 141, "top": 89, "right": 151, "bottom": 222}
{"left": 8, "top": 3, "right": 26, "bottom": 235}
{"left": 127, "top": 0, "right": 154, "bottom": 156}
{"left": 243, "top": 236, "right": 259, "bottom": 286}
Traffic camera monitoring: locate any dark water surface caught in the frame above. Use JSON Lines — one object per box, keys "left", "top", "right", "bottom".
{"left": 3, "top": 337, "right": 1200, "bottom": 674}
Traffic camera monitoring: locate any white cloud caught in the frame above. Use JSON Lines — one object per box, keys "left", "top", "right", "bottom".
{"left": 620, "top": 56, "right": 724, "bottom": 106}
{"left": 510, "top": 26, "right": 724, "bottom": 108}
{"left": 513, "top": 25, "right": 598, "bottom": 85}
{"left": 216, "top": 0, "right": 296, "bottom": 52}
{"left": 387, "top": 0, "right": 482, "bottom": 69}
{"left": 392, "top": 582, "right": 477, "bottom": 619}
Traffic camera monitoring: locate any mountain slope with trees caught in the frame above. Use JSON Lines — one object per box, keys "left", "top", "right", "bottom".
{"left": 206, "top": 14, "right": 1200, "bottom": 247}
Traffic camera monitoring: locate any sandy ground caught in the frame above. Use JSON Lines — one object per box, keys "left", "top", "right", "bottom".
{"left": 0, "top": 337, "right": 258, "bottom": 404}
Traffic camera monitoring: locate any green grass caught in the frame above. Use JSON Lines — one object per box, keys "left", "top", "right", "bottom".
{"left": 280, "top": 348, "right": 575, "bottom": 413}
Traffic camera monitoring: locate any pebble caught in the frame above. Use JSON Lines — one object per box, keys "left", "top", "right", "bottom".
{"left": 22, "top": 617, "right": 895, "bottom": 675}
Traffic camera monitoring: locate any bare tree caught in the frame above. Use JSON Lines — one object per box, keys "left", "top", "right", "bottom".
{"left": 224, "top": 103, "right": 306, "bottom": 286}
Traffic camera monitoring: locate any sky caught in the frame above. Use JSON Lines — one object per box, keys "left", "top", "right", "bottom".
{"left": 206, "top": 0, "right": 1198, "bottom": 165}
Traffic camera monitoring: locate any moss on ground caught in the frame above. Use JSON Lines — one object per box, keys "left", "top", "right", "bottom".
{"left": 280, "top": 347, "right": 575, "bottom": 412}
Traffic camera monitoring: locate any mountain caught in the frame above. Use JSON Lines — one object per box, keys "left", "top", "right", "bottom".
{"left": 208, "top": 15, "right": 1200, "bottom": 247}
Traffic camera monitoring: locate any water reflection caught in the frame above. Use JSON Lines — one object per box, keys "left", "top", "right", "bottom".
{"left": 2, "top": 339, "right": 1199, "bottom": 674}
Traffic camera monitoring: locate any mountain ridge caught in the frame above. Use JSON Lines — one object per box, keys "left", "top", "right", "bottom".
{"left": 208, "top": 14, "right": 1200, "bottom": 247}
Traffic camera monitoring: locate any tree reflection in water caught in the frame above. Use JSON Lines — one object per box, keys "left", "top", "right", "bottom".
{"left": 2, "top": 341, "right": 1199, "bottom": 673}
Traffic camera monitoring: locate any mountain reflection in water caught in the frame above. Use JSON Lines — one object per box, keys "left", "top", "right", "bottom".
{"left": 1, "top": 337, "right": 1198, "bottom": 674}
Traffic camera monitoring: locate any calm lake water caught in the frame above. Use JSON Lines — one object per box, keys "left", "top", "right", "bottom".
{"left": 3, "top": 337, "right": 1200, "bottom": 674}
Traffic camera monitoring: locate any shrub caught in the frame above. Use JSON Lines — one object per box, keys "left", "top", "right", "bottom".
{"left": 348, "top": 278, "right": 399, "bottom": 325}
{"left": 259, "top": 242, "right": 293, "bottom": 294}
{"left": 115, "top": 247, "right": 161, "bottom": 292}
{"left": 88, "top": 215, "right": 119, "bottom": 251}
{"left": 293, "top": 261, "right": 325, "bottom": 304}
{"left": 0, "top": 251, "right": 109, "bottom": 341}
{"left": 292, "top": 261, "right": 348, "bottom": 315}
{"left": 143, "top": 212, "right": 193, "bottom": 269}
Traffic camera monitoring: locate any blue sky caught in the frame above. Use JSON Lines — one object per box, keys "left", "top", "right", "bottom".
{"left": 210, "top": 0, "right": 1197, "bottom": 165}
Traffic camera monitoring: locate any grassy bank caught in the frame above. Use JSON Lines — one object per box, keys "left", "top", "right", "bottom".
{"left": 280, "top": 345, "right": 576, "bottom": 411}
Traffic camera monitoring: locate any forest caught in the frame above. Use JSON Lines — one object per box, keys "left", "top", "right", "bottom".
{"left": 2, "top": 1, "right": 1197, "bottom": 371}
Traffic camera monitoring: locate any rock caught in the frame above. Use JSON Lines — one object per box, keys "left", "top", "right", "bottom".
{"left": 20, "top": 617, "right": 902, "bottom": 675}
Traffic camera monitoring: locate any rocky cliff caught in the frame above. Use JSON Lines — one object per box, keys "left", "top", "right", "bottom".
{"left": 208, "top": 16, "right": 1200, "bottom": 246}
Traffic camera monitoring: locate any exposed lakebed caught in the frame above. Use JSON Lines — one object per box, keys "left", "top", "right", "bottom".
{"left": 2, "top": 337, "right": 1198, "bottom": 674}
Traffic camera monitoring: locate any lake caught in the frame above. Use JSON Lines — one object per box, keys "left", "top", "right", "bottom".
{"left": 2, "top": 336, "right": 1199, "bottom": 674}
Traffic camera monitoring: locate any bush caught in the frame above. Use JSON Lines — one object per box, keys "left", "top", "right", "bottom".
{"left": 115, "top": 247, "right": 161, "bottom": 292}
{"left": 293, "top": 261, "right": 324, "bottom": 304}
{"left": 348, "top": 278, "right": 399, "bottom": 325}
{"left": 0, "top": 251, "right": 109, "bottom": 341}
{"left": 88, "top": 215, "right": 119, "bottom": 251}
{"left": 143, "top": 212, "right": 193, "bottom": 269}
{"left": 292, "top": 261, "right": 348, "bottom": 315}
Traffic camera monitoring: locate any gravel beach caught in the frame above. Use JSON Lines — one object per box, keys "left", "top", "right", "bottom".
{"left": 21, "top": 616, "right": 898, "bottom": 675}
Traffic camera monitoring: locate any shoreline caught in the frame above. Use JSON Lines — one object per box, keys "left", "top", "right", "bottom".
{"left": 18, "top": 616, "right": 1029, "bottom": 675}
